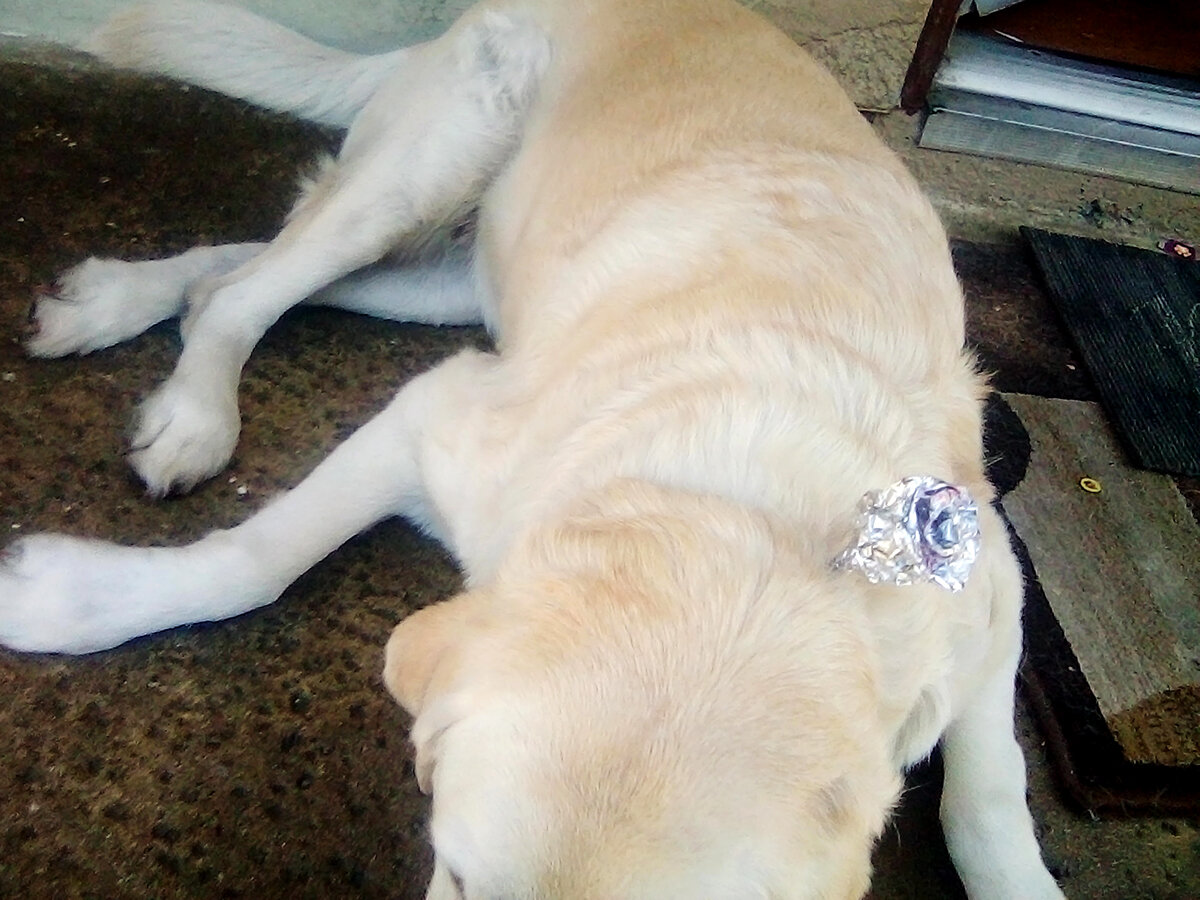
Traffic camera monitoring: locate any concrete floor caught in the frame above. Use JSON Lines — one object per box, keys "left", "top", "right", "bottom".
{"left": 0, "top": 48, "right": 1198, "bottom": 900}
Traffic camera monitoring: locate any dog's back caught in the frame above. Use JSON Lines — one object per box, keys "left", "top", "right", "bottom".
{"left": 480, "top": 0, "right": 966, "bottom": 368}
{"left": 444, "top": 0, "right": 990, "bottom": 583}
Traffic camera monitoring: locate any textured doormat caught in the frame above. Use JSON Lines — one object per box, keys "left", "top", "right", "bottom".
{"left": 985, "top": 394, "right": 1200, "bottom": 813}
{"left": 1022, "top": 227, "right": 1200, "bottom": 478}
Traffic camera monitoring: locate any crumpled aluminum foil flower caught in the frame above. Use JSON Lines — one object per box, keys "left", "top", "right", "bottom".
{"left": 835, "top": 476, "right": 980, "bottom": 592}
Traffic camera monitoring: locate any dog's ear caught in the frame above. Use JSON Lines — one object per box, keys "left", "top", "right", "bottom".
{"left": 383, "top": 591, "right": 490, "bottom": 792}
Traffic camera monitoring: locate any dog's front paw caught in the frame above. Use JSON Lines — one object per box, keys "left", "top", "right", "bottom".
{"left": 0, "top": 535, "right": 152, "bottom": 654}
{"left": 25, "top": 257, "right": 186, "bottom": 357}
{"left": 0, "top": 532, "right": 278, "bottom": 654}
{"left": 128, "top": 378, "right": 240, "bottom": 497}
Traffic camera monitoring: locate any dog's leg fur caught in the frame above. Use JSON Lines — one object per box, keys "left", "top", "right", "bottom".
{"left": 308, "top": 242, "right": 484, "bottom": 326}
{"left": 27, "top": 240, "right": 484, "bottom": 357}
{"left": 124, "top": 12, "right": 548, "bottom": 497}
{"left": 941, "top": 645, "right": 1064, "bottom": 900}
{"left": 26, "top": 244, "right": 266, "bottom": 357}
{"left": 86, "top": 0, "right": 414, "bottom": 129}
{"left": 0, "top": 349, "right": 494, "bottom": 654}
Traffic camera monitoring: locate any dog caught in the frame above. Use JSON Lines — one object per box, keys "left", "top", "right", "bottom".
{"left": 1, "top": 1, "right": 1065, "bottom": 897}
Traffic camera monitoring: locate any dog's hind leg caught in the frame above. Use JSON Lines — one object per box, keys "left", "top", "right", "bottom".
{"left": 940, "top": 639, "right": 1066, "bottom": 900}
{"left": 0, "top": 349, "right": 495, "bottom": 655}
{"left": 124, "top": 12, "right": 549, "bottom": 497}
{"left": 308, "top": 241, "right": 485, "bottom": 327}
{"left": 26, "top": 238, "right": 484, "bottom": 359}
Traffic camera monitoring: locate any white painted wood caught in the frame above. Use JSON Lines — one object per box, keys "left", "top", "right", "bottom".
{"left": 936, "top": 32, "right": 1200, "bottom": 138}
{"left": 967, "top": 0, "right": 1029, "bottom": 15}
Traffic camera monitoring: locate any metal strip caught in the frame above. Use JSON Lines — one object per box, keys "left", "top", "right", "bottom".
{"left": 930, "top": 88, "right": 1200, "bottom": 159}
{"left": 920, "top": 110, "right": 1200, "bottom": 194}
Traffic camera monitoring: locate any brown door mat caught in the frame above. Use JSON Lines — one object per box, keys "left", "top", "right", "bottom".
{"left": 964, "top": 0, "right": 1200, "bottom": 79}
{"left": 1023, "top": 228, "right": 1200, "bottom": 479}
{"left": 1018, "top": 530, "right": 1200, "bottom": 814}
{"left": 985, "top": 394, "right": 1200, "bottom": 812}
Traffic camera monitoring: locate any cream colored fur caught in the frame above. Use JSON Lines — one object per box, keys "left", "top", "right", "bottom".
{"left": 4, "top": 1, "right": 1064, "bottom": 897}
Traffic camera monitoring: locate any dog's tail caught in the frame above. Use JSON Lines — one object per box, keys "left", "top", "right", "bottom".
{"left": 84, "top": 1, "right": 410, "bottom": 129}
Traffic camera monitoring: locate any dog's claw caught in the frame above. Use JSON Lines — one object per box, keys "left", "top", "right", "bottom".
{"left": 22, "top": 304, "right": 41, "bottom": 339}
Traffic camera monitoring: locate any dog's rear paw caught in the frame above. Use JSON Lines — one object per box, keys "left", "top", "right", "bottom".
{"left": 25, "top": 257, "right": 186, "bottom": 357}
{"left": 128, "top": 378, "right": 240, "bottom": 497}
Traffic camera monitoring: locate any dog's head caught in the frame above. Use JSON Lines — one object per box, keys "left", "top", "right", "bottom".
{"left": 383, "top": 497, "right": 901, "bottom": 899}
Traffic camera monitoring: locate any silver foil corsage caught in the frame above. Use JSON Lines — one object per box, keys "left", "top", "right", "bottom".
{"left": 835, "top": 476, "right": 980, "bottom": 592}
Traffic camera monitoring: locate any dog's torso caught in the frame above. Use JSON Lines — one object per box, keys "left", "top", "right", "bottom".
{"left": 371, "top": 5, "right": 1026, "bottom": 890}
{"left": 407, "top": 0, "right": 1007, "bottom": 748}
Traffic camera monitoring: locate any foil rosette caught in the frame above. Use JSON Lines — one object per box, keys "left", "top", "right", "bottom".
{"left": 836, "top": 476, "right": 980, "bottom": 592}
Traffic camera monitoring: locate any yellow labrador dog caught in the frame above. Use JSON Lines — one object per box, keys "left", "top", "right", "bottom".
{"left": 4, "top": 0, "right": 1064, "bottom": 897}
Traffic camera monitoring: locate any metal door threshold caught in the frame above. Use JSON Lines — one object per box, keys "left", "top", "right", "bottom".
{"left": 921, "top": 32, "right": 1200, "bottom": 194}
